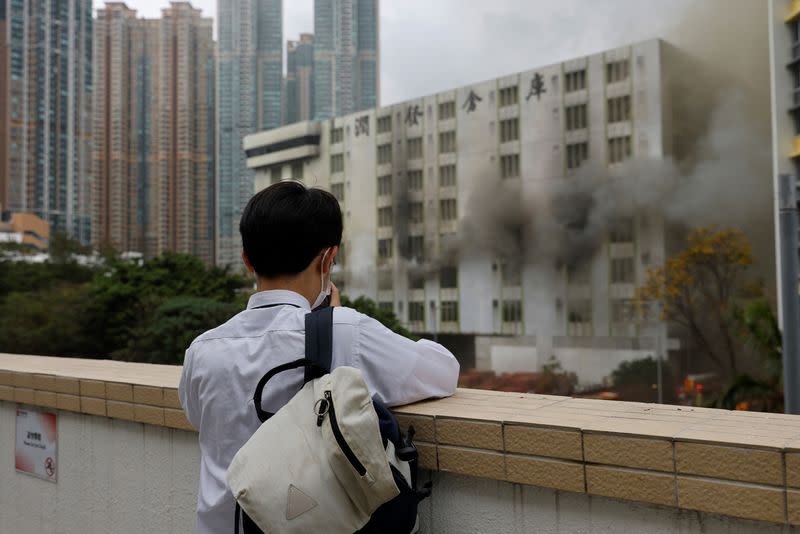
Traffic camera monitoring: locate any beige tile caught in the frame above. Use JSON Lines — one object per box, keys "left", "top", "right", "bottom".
{"left": 438, "top": 446, "right": 505, "bottom": 481}
{"left": 504, "top": 425, "right": 582, "bottom": 461}
{"left": 0, "top": 370, "right": 12, "bottom": 386}
{"left": 506, "top": 454, "right": 585, "bottom": 493}
{"left": 106, "top": 401, "right": 135, "bottom": 422}
{"left": 583, "top": 433, "right": 673, "bottom": 472}
{"left": 133, "top": 385, "right": 164, "bottom": 406}
{"left": 56, "top": 394, "right": 81, "bottom": 412}
{"left": 436, "top": 419, "right": 503, "bottom": 451}
{"left": 0, "top": 385, "right": 13, "bottom": 401}
{"left": 32, "top": 374, "right": 57, "bottom": 392}
{"left": 788, "top": 453, "right": 800, "bottom": 489}
{"left": 164, "top": 408, "right": 194, "bottom": 431}
{"left": 53, "top": 376, "right": 80, "bottom": 395}
{"left": 416, "top": 442, "right": 437, "bottom": 471}
{"left": 675, "top": 442, "right": 783, "bottom": 486}
{"left": 105, "top": 382, "right": 133, "bottom": 402}
{"left": 80, "top": 379, "right": 106, "bottom": 398}
{"left": 677, "top": 476, "right": 785, "bottom": 524}
{"left": 34, "top": 390, "right": 57, "bottom": 409}
{"left": 162, "top": 388, "right": 182, "bottom": 409}
{"left": 134, "top": 404, "right": 165, "bottom": 426}
{"left": 394, "top": 414, "right": 435, "bottom": 442}
{"left": 586, "top": 465, "right": 676, "bottom": 507}
{"left": 14, "top": 388, "right": 35, "bottom": 405}
{"left": 80, "top": 397, "right": 106, "bottom": 417}
{"left": 12, "top": 372, "right": 33, "bottom": 389}
{"left": 790, "top": 490, "right": 800, "bottom": 526}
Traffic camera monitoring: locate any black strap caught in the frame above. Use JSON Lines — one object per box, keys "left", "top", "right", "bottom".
{"left": 251, "top": 307, "right": 334, "bottom": 423}
{"left": 304, "top": 306, "right": 334, "bottom": 382}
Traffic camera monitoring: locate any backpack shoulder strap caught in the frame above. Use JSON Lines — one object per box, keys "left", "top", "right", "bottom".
{"left": 304, "top": 306, "right": 333, "bottom": 383}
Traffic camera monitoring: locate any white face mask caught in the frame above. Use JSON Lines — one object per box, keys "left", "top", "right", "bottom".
{"left": 311, "top": 248, "right": 332, "bottom": 309}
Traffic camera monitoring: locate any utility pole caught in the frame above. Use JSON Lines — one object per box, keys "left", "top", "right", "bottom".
{"left": 779, "top": 174, "right": 800, "bottom": 414}
{"left": 656, "top": 335, "right": 663, "bottom": 405}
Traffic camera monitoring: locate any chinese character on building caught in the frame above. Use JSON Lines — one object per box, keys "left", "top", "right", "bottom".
{"left": 404, "top": 105, "right": 423, "bottom": 126}
{"left": 526, "top": 73, "right": 547, "bottom": 101}
{"left": 462, "top": 90, "right": 482, "bottom": 113}
{"left": 355, "top": 115, "right": 369, "bottom": 136}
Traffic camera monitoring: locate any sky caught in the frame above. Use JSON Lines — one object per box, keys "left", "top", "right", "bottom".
{"left": 92, "top": 0, "right": 737, "bottom": 105}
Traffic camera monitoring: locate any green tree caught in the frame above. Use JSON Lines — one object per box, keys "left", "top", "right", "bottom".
{"left": 611, "top": 356, "right": 674, "bottom": 388}
{"left": 113, "top": 296, "right": 243, "bottom": 364}
{"left": 716, "top": 300, "right": 783, "bottom": 411}
{"left": 0, "top": 284, "right": 94, "bottom": 357}
{"left": 340, "top": 295, "right": 416, "bottom": 340}
{"left": 81, "top": 253, "right": 250, "bottom": 358}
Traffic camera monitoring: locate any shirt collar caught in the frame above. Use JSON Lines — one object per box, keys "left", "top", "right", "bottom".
{"left": 246, "top": 289, "right": 312, "bottom": 311}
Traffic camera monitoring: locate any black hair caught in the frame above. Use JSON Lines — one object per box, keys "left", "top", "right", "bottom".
{"left": 240, "top": 181, "right": 342, "bottom": 278}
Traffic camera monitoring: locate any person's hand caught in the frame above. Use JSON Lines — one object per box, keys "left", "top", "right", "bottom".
{"left": 330, "top": 282, "right": 341, "bottom": 307}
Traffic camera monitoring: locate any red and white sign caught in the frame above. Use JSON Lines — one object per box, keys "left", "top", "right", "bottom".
{"left": 15, "top": 408, "right": 57, "bottom": 483}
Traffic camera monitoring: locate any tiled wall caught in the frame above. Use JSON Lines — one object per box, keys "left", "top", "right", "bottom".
{"left": 2, "top": 354, "right": 799, "bottom": 527}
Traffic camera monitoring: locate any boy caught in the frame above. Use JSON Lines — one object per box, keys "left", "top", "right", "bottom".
{"left": 179, "top": 181, "right": 459, "bottom": 533}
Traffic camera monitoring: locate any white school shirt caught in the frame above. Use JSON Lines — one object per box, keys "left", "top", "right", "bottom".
{"left": 179, "top": 289, "right": 460, "bottom": 534}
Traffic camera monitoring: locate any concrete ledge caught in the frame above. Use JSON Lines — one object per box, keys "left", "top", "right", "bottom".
{"left": 2, "top": 353, "right": 800, "bottom": 526}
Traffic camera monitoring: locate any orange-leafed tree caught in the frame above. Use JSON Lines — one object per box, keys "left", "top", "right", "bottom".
{"left": 637, "top": 227, "right": 754, "bottom": 377}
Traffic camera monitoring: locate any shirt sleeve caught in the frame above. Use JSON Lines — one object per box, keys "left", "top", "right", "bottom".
{"left": 352, "top": 313, "right": 460, "bottom": 407}
{"left": 179, "top": 344, "right": 201, "bottom": 431}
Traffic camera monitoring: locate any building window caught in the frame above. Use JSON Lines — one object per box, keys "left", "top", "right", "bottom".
{"left": 331, "top": 182, "right": 344, "bottom": 202}
{"left": 610, "top": 217, "right": 634, "bottom": 243}
{"left": 608, "top": 136, "right": 632, "bottom": 163}
{"left": 607, "top": 95, "right": 631, "bottom": 123}
{"left": 377, "top": 115, "right": 392, "bottom": 133}
{"left": 409, "top": 301, "right": 425, "bottom": 322}
{"left": 567, "top": 264, "right": 590, "bottom": 285}
{"left": 378, "top": 206, "right": 393, "bottom": 227}
{"left": 565, "top": 103, "right": 587, "bottom": 131}
{"left": 611, "top": 299, "right": 635, "bottom": 323}
{"left": 566, "top": 142, "right": 589, "bottom": 169}
{"left": 438, "top": 101, "right": 456, "bottom": 120}
{"left": 567, "top": 299, "right": 592, "bottom": 336}
{"left": 379, "top": 302, "right": 393, "bottom": 312}
{"left": 441, "top": 301, "right": 459, "bottom": 323}
{"left": 331, "top": 127, "right": 344, "bottom": 144}
{"left": 499, "top": 118, "right": 519, "bottom": 143}
{"left": 610, "top": 257, "right": 635, "bottom": 284}
{"left": 439, "top": 131, "right": 456, "bottom": 154}
{"left": 500, "top": 154, "right": 520, "bottom": 179}
{"left": 378, "top": 270, "right": 393, "bottom": 290}
{"left": 440, "top": 198, "right": 457, "bottom": 221}
{"left": 377, "top": 143, "right": 392, "bottom": 164}
{"left": 502, "top": 300, "right": 522, "bottom": 323}
{"left": 407, "top": 137, "right": 423, "bottom": 159}
{"left": 407, "top": 235, "right": 424, "bottom": 260}
{"left": 437, "top": 164, "right": 456, "bottom": 187}
{"left": 378, "top": 238, "right": 393, "bottom": 259}
{"left": 565, "top": 69, "right": 587, "bottom": 93}
{"left": 606, "top": 60, "right": 630, "bottom": 84}
{"left": 501, "top": 261, "right": 521, "bottom": 287}
{"left": 499, "top": 85, "right": 519, "bottom": 107}
{"left": 330, "top": 153, "right": 344, "bottom": 173}
{"left": 270, "top": 167, "right": 282, "bottom": 184}
{"left": 291, "top": 162, "right": 303, "bottom": 180}
{"left": 409, "top": 201, "right": 424, "bottom": 223}
{"left": 440, "top": 266, "right": 458, "bottom": 288}
{"left": 409, "top": 272, "right": 425, "bottom": 289}
{"left": 378, "top": 175, "right": 392, "bottom": 196}
{"left": 408, "top": 170, "right": 423, "bottom": 191}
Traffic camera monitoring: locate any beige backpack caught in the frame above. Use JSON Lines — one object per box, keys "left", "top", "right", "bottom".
{"left": 226, "top": 307, "right": 428, "bottom": 534}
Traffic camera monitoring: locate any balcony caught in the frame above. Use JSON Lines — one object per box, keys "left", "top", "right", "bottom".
{"left": 1, "top": 353, "right": 800, "bottom": 532}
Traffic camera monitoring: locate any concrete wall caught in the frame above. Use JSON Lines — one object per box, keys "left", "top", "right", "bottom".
{"left": 1, "top": 401, "right": 795, "bottom": 534}
{"left": 0, "top": 403, "right": 198, "bottom": 534}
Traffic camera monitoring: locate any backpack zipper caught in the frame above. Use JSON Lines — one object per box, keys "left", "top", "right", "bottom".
{"left": 324, "top": 390, "right": 367, "bottom": 477}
